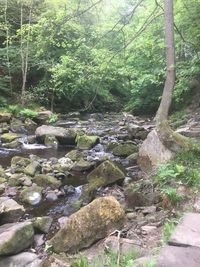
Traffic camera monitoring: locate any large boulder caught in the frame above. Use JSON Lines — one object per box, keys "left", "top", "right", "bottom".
{"left": 0, "top": 197, "right": 25, "bottom": 224}
{"left": 138, "top": 130, "right": 174, "bottom": 172}
{"left": 24, "top": 118, "right": 38, "bottom": 133}
{"left": 87, "top": 160, "right": 125, "bottom": 187}
{"left": 19, "top": 185, "right": 42, "bottom": 206}
{"left": 0, "top": 252, "right": 43, "bottom": 267}
{"left": 0, "top": 221, "right": 34, "bottom": 256}
{"left": 0, "top": 112, "right": 11, "bottom": 123}
{"left": 35, "top": 110, "right": 52, "bottom": 124}
{"left": 31, "top": 216, "right": 53, "bottom": 233}
{"left": 35, "top": 125, "right": 77, "bottom": 145}
{"left": 76, "top": 135, "right": 99, "bottom": 150}
{"left": 48, "top": 196, "right": 125, "bottom": 253}
{"left": 127, "top": 123, "right": 150, "bottom": 140}
{"left": 1, "top": 133, "right": 22, "bottom": 143}
{"left": 24, "top": 161, "right": 41, "bottom": 176}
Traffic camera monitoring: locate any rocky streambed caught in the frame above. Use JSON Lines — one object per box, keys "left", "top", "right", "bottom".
{"left": 0, "top": 111, "right": 171, "bottom": 266}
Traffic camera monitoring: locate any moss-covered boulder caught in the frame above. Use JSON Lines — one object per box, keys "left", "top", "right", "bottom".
{"left": 35, "top": 125, "right": 77, "bottom": 145}
{"left": 112, "top": 143, "right": 138, "bottom": 157}
{"left": 0, "top": 221, "right": 34, "bottom": 256}
{"left": 44, "top": 135, "right": 58, "bottom": 147}
{"left": 87, "top": 160, "right": 125, "bottom": 187}
{"left": 48, "top": 196, "right": 125, "bottom": 253}
{"left": 11, "top": 156, "right": 30, "bottom": 168}
{"left": 76, "top": 135, "right": 99, "bottom": 150}
{"left": 65, "top": 149, "right": 83, "bottom": 161}
{"left": 19, "top": 185, "right": 42, "bottom": 205}
{"left": 0, "top": 112, "right": 11, "bottom": 123}
{"left": 0, "top": 252, "right": 43, "bottom": 267}
{"left": 24, "top": 161, "right": 41, "bottom": 176}
{"left": 71, "top": 159, "right": 95, "bottom": 172}
{"left": 24, "top": 118, "right": 38, "bottom": 133}
{"left": 34, "top": 174, "right": 61, "bottom": 189}
{"left": 2, "top": 140, "right": 21, "bottom": 149}
{"left": 31, "top": 216, "right": 53, "bottom": 234}
{"left": 10, "top": 118, "right": 25, "bottom": 133}
{"left": 0, "top": 197, "right": 25, "bottom": 224}
{"left": 1, "top": 133, "right": 22, "bottom": 143}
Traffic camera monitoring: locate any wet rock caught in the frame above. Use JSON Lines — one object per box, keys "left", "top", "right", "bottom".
{"left": 2, "top": 140, "right": 21, "bottom": 149}
{"left": 71, "top": 159, "right": 95, "bottom": 172}
{"left": 0, "top": 197, "right": 25, "bottom": 224}
{"left": 157, "top": 245, "right": 200, "bottom": 267}
{"left": 35, "top": 125, "right": 77, "bottom": 145}
{"left": 24, "top": 161, "right": 41, "bottom": 176}
{"left": 0, "top": 221, "right": 34, "bottom": 256}
{"left": 63, "top": 185, "right": 75, "bottom": 195}
{"left": 31, "top": 216, "right": 53, "bottom": 233}
{"left": 87, "top": 160, "right": 125, "bottom": 187}
{"left": 44, "top": 135, "right": 58, "bottom": 147}
{"left": 138, "top": 130, "right": 174, "bottom": 172}
{"left": 0, "top": 112, "right": 11, "bottom": 123}
{"left": 42, "top": 254, "right": 70, "bottom": 267}
{"left": 34, "top": 234, "right": 45, "bottom": 247}
{"left": 0, "top": 252, "right": 43, "bottom": 267}
{"left": 48, "top": 196, "right": 125, "bottom": 253}
{"left": 34, "top": 174, "right": 61, "bottom": 189}
{"left": 1, "top": 133, "right": 22, "bottom": 143}
{"left": 77, "top": 135, "right": 99, "bottom": 150}
{"left": 46, "top": 191, "right": 58, "bottom": 201}
{"left": 65, "top": 150, "right": 83, "bottom": 161}
{"left": 126, "top": 152, "right": 138, "bottom": 163}
{"left": 125, "top": 191, "right": 148, "bottom": 209}
{"left": 19, "top": 185, "right": 42, "bottom": 205}
{"left": 112, "top": 143, "right": 138, "bottom": 157}
{"left": 24, "top": 118, "right": 38, "bottom": 133}
{"left": 11, "top": 156, "right": 31, "bottom": 168}
{"left": 127, "top": 123, "right": 149, "bottom": 140}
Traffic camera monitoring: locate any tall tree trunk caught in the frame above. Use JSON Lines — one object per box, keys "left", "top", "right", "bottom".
{"left": 156, "top": 0, "right": 175, "bottom": 123}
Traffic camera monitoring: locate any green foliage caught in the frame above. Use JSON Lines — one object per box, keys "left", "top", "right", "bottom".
{"left": 161, "top": 218, "right": 178, "bottom": 245}
{"left": 161, "top": 187, "right": 183, "bottom": 206}
{"left": 7, "top": 105, "right": 23, "bottom": 115}
{"left": 72, "top": 256, "right": 88, "bottom": 267}
{"left": 48, "top": 113, "right": 58, "bottom": 124}
{"left": 19, "top": 108, "right": 38, "bottom": 119}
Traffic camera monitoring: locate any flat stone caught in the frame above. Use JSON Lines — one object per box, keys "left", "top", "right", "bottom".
{"left": 157, "top": 245, "right": 200, "bottom": 267}
{"left": 0, "top": 197, "right": 25, "bottom": 224}
{"left": 169, "top": 213, "right": 200, "bottom": 247}
{"left": 0, "top": 252, "right": 43, "bottom": 267}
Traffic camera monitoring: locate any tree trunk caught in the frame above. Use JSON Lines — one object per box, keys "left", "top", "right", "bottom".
{"left": 156, "top": 0, "right": 175, "bottom": 123}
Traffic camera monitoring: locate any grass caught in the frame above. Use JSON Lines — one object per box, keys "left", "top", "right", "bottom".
{"left": 161, "top": 218, "right": 178, "bottom": 245}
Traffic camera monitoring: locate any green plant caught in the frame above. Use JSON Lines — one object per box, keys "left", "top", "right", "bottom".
{"left": 162, "top": 218, "right": 178, "bottom": 245}
{"left": 143, "top": 261, "right": 156, "bottom": 267}
{"left": 48, "top": 113, "right": 58, "bottom": 124}
{"left": 19, "top": 108, "right": 38, "bottom": 119}
{"left": 72, "top": 256, "right": 88, "bottom": 267}
{"left": 155, "top": 163, "right": 179, "bottom": 184}
{"left": 161, "top": 187, "right": 183, "bottom": 206}
{"left": 7, "top": 104, "right": 23, "bottom": 115}
{"left": 44, "top": 243, "right": 53, "bottom": 254}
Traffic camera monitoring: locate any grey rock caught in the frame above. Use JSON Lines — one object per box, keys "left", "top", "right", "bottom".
{"left": 0, "top": 252, "right": 42, "bottom": 267}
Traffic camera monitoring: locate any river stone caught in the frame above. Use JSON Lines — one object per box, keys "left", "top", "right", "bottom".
{"left": 31, "top": 216, "right": 53, "bottom": 233}
{"left": 0, "top": 197, "right": 25, "bottom": 224}
{"left": 77, "top": 135, "right": 99, "bottom": 150}
{"left": 0, "top": 221, "right": 34, "bottom": 256}
{"left": 24, "top": 161, "right": 41, "bottom": 176}
{"left": 0, "top": 112, "right": 11, "bottom": 123}
{"left": 138, "top": 130, "right": 174, "bottom": 172}
{"left": 157, "top": 245, "right": 200, "bottom": 267}
{"left": 0, "top": 252, "right": 43, "bottom": 267}
{"left": 1, "top": 133, "right": 22, "bottom": 143}
{"left": 127, "top": 123, "right": 149, "bottom": 140}
{"left": 35, "top": 125, "right": 77, "bottom": 145}
{"left": 42, "top": 254, "right": 71, "bottom": 267}
{"left": 169, "top": 212, "right": 200, "bottom": 247}
{"left": 87, "top": 160, "right": 125, "bottom": 187}
{"left": 11, "top": 156, "right": 31, "bottom": 168}
{"left": 65, "top": 150, "right": 83, "bottom": 161}
{"left": 2, "top": 139, "right": 21, "bottom": 149}
{"left": 19, "top": 185, "right": 42, "bottom": 205}
{"left": 24, "top": 118, "right": 38, "bottom": 133}
{"left": 10, "top": 118, "right": 26, "bottom": 133}
{"left": 48, "top": 196, "right": 125, "bottom": 253}
{"left": 44, "top": 135, "right": 58, "bottom": 147}
{"left": 112, "top": 143, "right": 138, "bottom": 157}
{"left": 36, "top": 110, "right": 52, "bottom": 124}
{"left": 34, "top": 174, "right": 61, "bottom": 189}
{"left": 71, "top": 159, "right": 95, "bottom": 172}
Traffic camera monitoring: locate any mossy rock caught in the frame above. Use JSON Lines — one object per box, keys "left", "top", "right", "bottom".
{"left": 19, "top": 185, "right": 42, "bottom": 205}
{"left": 0, "top": 167, "right": 5, "bottom": 177}
{"left": 2, "top": 140, "right": 21, "bottom": 149}
{"left": 71, "top": 159, "right": 95, "bottom": 172}
{"left": 112, "top": 143, "right": 138, "bottom": 157}
{"left": 44, "top": 135, "right": 58, "bottom": 147}
{"left": 0, "top": 112, "right": 11, "bottom": 123}
{"left": 0, "top": 177, "right": 6, "bottom": 183}
{"left": 34, "top": 174, "right": 61, "bottom": 189}
{"left": 87, "top": 160, "right": 125, "bottom": 187}
{"left": 1, "top": 133, "right": 22, "bottom": 143}
{"left": 49, "top": 196, "right": 125, "bottom": 253}
{"left": 24, "top": 118, "right": 38, "bottom": 133}
{"left": 31, "top": 216, "right": 53, "bottom": 233}
{"left": 65, "top": 150, "right": 83, "bottom": 161}
{"left": 10, "top": 118, "right": 26, "bottom": 133}
{"left": 76, "top": 135, "right": 99, "bottom": 150}
{"left": 24, "top": 161, "right": 41, "bottom": 176}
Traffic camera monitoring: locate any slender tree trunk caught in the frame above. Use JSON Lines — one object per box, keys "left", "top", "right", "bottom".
{"left": 4, "top": 0, "right": 12, "bottom": 93}
{"left": 21, "top": 1, "right": 33, "bottom": 106}
{"left": 156, "top": 0, "right": 175, "bottom": 123}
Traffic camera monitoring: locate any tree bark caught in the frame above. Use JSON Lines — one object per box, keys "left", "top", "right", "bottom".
{"left": 156, "top": 0, "right": 175, "bottom": 123}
